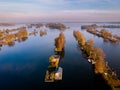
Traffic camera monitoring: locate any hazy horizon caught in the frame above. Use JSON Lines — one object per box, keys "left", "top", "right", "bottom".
{"left": 0, "top": 0, "right": 120, "bottom": 23}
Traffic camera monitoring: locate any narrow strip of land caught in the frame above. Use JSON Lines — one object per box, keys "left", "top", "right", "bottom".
{"left": 73, "top": 30, "right": 120, "bottom": 90}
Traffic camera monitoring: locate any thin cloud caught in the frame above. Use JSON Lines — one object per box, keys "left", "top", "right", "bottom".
{"left": 1, "top": 10, "right": 120, "bottom": 22}
{"left": 0, "top": 0, "right": 120, "bottom": 22}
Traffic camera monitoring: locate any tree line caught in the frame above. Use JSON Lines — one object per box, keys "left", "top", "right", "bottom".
{"left": 73, "top": 30, "right": 120, "bottom": 90}
{"left": 82, "top": 24, "right": 120, "bottom": 44}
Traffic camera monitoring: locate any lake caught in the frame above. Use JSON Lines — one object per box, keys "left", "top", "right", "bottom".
{"left": 0, "top": 22, "right": 120, "bottom": 90}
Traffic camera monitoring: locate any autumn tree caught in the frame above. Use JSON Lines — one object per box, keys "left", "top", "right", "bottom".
{"left": 83, "top": 38, "right": 94, "bottom": 56}
{"left": 101, "top": 29, "right": 112, "bottom": 38}
{"left": 73, "top": 30, "right": 86, "bottom": 46}
{"left": 94, "top": 47, "right": 106, "bottom": 73}
{"left": 55, "top": 32, "right": 65, "bottom": 51}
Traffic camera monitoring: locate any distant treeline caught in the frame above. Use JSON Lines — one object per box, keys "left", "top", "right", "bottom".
{"left": 0, "top": 23, "right": 15, "bottom": 26}
{"left": 0, "top": 22, "right": 67, "bottom": 30}
{"left": 46, "top": 23, "right": 67, "bottom": 30}
{"left": 81, "top": 24, "right": 120, "bottom": 29}
{"left": 27, "top": 23, "right": 43, "bottom": 28}
{"left": 27, "top": 23, "right": 67, "bottom": 30}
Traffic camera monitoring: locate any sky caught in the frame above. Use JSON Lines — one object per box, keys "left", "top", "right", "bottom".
{"left": 0, "top": 0, "right": 120, "bottom": 22}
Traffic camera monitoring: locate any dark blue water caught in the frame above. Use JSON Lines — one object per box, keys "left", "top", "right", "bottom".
{"left": 0, "top": 22, "right": 120, "bottom": 90}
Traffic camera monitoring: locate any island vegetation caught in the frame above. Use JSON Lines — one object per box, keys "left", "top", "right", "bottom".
{"left": 40, "top": 30, "right": 47, "bottom": 36}
{"left": 46, "top": 23, "right": 67, "bottom": 30}
{"left": 81, "top": 24, "right": 120, "bottom": 44}
{"left": 45, "top": 32, "right": 64, "bottom": 82}
{"left": 54, "top": 32, "right": 65, "bottom": 52}
{"left": 0, "top": 24, "right": 48, "bottom": 49}
{"left": 0, "top": 23, "right": 15, "bottom": 26}
{"left": 27, "top": 23, "right": 43, "bottom": 28}
{"left": 0, "top": 22, "right": 120, "bottom": 88}
{"left": 73, "top": 30, "right": 120, "bottom": 90}
{"left": 29, "top": 29, "right": 38, "bottom": 36}
{"left": 81, "top": 24, "right": 120, "bottom": 29}
{"left": 0, "top": 22, "right": 67, "bottom": 50}
{"left": 0, "top": 26, "right": 28, "bottom": 46}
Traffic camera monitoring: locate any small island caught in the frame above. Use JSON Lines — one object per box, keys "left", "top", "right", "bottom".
{"left": 0, "top": 23, "right": 47, "bottom": 48}
{"left": 0, "top": 26, "right": 28, "bottom": 46}
{"left": 45, "top": 23, "right": 67, "bottom": 30}
{"left": 27, "top": 23, "right": 43, "bottom": 28}
{"left": 81, "top": 24, "right": 120, "bottom": 44}
{"left": 54, "top": 32, "right": 65, "bottom": 52}
{"left": 39, "top": 30, "right": 47, "bottom": 37}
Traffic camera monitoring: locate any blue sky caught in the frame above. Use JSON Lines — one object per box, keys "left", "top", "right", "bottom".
{"left": 0, "top": 0, "right": 120, "bottom": 22}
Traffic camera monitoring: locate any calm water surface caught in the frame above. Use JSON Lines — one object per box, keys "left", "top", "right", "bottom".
{"left": 0, "top": 22, "right": 120, "bottom": 90}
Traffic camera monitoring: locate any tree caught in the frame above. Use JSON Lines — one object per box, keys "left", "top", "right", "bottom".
{"left": 54, "top": 32, "right": 65, "bottom": 51}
